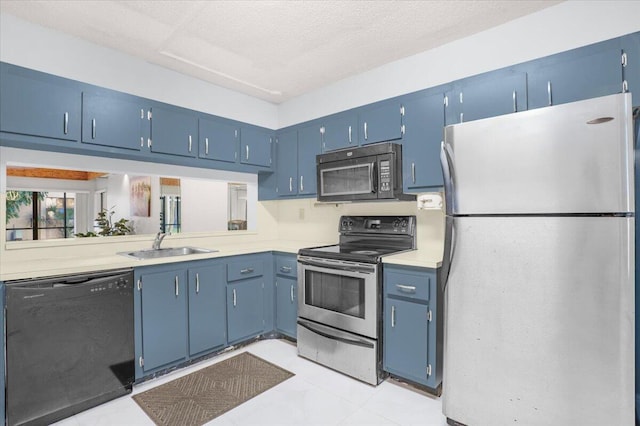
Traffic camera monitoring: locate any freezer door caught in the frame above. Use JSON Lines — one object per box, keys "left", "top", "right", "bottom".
{"left": 442, "top": 216, "right": 635, "bottom": 426}
{"left": 442, "top": 93, "right": 634, "bottom": 215}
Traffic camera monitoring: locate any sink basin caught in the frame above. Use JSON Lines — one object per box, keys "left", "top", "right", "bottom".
{"left": 118, "top": 246, "right": 215, "bottom": 260}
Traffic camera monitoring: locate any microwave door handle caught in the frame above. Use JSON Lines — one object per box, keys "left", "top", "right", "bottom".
{"left": 370, "top": 162, "right": 377, "bottom": 194}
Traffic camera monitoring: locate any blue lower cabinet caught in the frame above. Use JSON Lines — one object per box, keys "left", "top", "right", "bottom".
{"left": 188, "top": 264, "right": 226, "bottom": 357}
{"left": 227, "top": 277, "right": 265, "bottom": 344}
{"left": 383, "top": 265, "right": 442, "bottom": 391}
{"left": 137, "top": 267, "right": 189, "bottom": 375}
{"left": 274, "top": 253, "right": 297, "bottom": 338}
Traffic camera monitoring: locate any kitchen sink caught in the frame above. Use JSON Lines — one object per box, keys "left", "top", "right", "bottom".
{"left": 118, "top": 246, "right": 215, "bottom": 260}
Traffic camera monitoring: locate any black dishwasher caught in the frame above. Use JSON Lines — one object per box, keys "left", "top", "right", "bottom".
{"left": 5, "top": 269, "right": 135, "bottom": 426}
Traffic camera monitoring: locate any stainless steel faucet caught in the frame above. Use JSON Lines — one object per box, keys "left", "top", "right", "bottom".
{"left": 152, "top": 232, "right": 167, "bottom": 250}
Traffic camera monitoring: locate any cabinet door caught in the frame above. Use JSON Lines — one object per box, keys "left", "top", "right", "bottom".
{"left": 199, "top": 116, "right": 238, "bottom": 163}
{"left": 188, "top": 264, "right": 226, "bottom": 356}
{"left": 621, "top": 33, "right": 640, "bottom": 99}
{"left": 82, "top": 91, "right": 147, "bottom": 151}
{"left": 150, "top": 104, "right": 198, "bottom": 157}
{"left": 0, "top": 63, "right": 80, "bottom": 142}
{"left": 445, "top": 71, "right": 527, "bottom": 125}
{"left": 401, "top": 92, "right": 445, "bottom": 191}
{"left": 227, "top": 277, "right": 264, "bottom": 343}
{"left": 140, "top": 269, "right": 188, "bottom": 372}
{"left": 297, "top": 124, "right": 322, "bottom": 196}
{"left": 322, "top": 112, "right": 358, "bottom": 152}
{"left": 384, "top": 297, "right": 429, "bottom": 385}
{"left": 359, "top": 101, "right": 403, "bottom": 145}
{"left": 528, "top": 44, "right": 622, "bottom": 110}
{"left": 275, "top": 129, "right": 298, "bottom": 196}
{"left": 275, "top": 276, "right": 297, "bottom": 338}
{"left": 240, "top": 127, "right": 273, "bottom": 167}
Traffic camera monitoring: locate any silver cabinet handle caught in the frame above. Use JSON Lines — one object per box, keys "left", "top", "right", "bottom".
{"left": 195, "top": 273, "right": 200, "bottom": 294}
{"left": 547, "top": 81, "right": 552, "bottom": 106}
{"left": 280, "top": 266, "right": 292, "bottom": 273}
{"left": 233, "top": 288, "right": 237, "bottom": 306}
{"left": 290, "top": 284, "right": 294, "bottom": 303}
{"left": 246, "top": 144, "right": 249, "bottom": 160}
{"left": 459, "top": 112, "right": 464, "bottom": 123}
{"left": 240, "top": 267, "right": 254, "bottom": 274}
{"left": 391, "top": 305, "right": 396, "bottom": 328}
{"left": 188, "top": 135, "right": 192, "bottom": 152}
{"left": 175, "top": 276, "right": 179, "bottom": 296}
{"left": 396, "top": 284, "right": 417, "bottom": 293}
{"left": 363, "top": 122, "right": 368, "bottom": 140}
{"left": 140, "top": 108, "right": 144, "bottom": 119}
{"left": 300, "top": 175, "right": 304, "bottom": 192}
{"left": 512, "top": 90, "right": 517, "bottom": 112}
{"left": 205, "top": 137, "right": 209, "bottom": 155}
{"left": 348, "top": 125, "right": 352, "bottom": 143}
{"left": 63, "top": 112, "right": 69, "bottom": 135}
{"left": 289, "top": 176, "right": 293, "bottom": 192}
{"left": 140, "top": 136, "right": 144, "bottom": 147}
{"left": 411, "top": 162, "right": 416, "bottom": 184}
{"left": 91, "top": 118, "right": 96, "bottom": 139}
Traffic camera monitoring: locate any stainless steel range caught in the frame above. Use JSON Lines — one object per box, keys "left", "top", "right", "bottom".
{"left": 297, "top": 215, "right": 416, "bottom": 385}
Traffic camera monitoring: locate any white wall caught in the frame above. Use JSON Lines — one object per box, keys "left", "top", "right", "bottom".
{"left": 0, "top": 14, "right": 279, "bottom": 129}
{"left": 278, "top": 1, "right": 640, "bottom": 127}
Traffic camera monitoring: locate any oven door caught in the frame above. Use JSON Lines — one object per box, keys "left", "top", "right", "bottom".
{"left": 317, "top": 156, "right": 378, "bottom": 202}
{"left": 297, "top": 256, "right": 378, "bottom": 338}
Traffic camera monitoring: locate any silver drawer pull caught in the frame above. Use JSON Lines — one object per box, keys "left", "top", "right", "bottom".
{"left": 175, "top": 276, "right": 179, "bottom": 296}
{"left": 290, "top": 285, "right": 294, "bottom": 302}
{"left": 233, "top": 288, "right": 237, "bottom": 306}
{"left": 195, "top": 273, "right": 200, "bottom": 294}
{"left": 280, "top": 266, "right": 292, "bottom": 273}
{"left": 391, "top": 305, "right": 396, "bottom": 328}
{"left": 240, "top": 267, "right": 254, "bottom": 274}
{"left": 396, "top": 284, "right": 416, "bottom": 293}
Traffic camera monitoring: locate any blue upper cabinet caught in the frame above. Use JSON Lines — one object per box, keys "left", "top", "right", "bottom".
{"left": 401, "top": 91, "right": 445, "bottom": 191}
{"left": 82, "top": 90, "right": 147, "bottom": 151}
{"left": 275, "top": 129, "right": 298, "bottom": 196}
{"left": 445, "top": 70, "right": 527, "bottom": 125}
{"left": 297, "top": 124, "right": 322, "bottom": 196}
{"left": 358, "top": 100, "right": 404, "bottom": 145}
{"left": 150, "top": 103, "right": 198, "bottom": 157}
{"left": 527, "top": 40, "right": 623, "bottom": 110}
{"left": 0, "top": 62, "right": 81, "bottom": 143}
{"left": 321, "top": 111, "right": 358, "bottom": 152}
{"left": 240, "top": 126, "right": 273, "bottom": 168}
{"left": 275, "top": 124, "right": 321, "bottom": 198}
{"left": 621, "top": 32, "right": 640, "bottom": 105}
{"left": 199, "top": 115, "right": 238, "bottom": 163}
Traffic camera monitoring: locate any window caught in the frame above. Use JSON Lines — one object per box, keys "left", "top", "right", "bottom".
{"left": 6, "top": 191, "right": 75, "bottom": 241}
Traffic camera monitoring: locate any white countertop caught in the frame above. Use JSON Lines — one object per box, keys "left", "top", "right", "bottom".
{"left": 0, "top": 239, "right": 442, "bottom": 281}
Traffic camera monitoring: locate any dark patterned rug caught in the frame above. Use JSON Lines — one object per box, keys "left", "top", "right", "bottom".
{"left": 133, "top": 352, "right": 294, "bottom": 426}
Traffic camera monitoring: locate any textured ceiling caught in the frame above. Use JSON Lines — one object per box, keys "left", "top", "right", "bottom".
{"left": 0, "top": 0, "right": 561, "bottom": 103}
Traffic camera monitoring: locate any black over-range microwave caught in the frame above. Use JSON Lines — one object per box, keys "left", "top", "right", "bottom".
{"left": 316, "top": 142, "right": 415, "bottom": 202}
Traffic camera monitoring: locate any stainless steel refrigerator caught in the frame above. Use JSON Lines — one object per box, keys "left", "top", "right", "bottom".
{"left": 440, "top": 93, "right": 635, "bottom": 426}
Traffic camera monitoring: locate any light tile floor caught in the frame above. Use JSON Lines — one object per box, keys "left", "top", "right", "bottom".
{"left": 54, "top": 339, "right": 447, "bottom": 426}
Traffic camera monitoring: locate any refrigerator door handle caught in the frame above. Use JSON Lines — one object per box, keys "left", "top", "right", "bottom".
{"left": 440, "top": 141, "right": 456, "bottom": 215}
{"left": 440, "top": 215, "right": 456, "bottom": 293}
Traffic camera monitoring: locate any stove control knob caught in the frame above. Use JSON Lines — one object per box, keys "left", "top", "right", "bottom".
{"left": 393, "top": 220, "right": 400, "bottom": 228}
{"left": 341, "top": 220, "right": 348, "bottom": 228}
{"left": 348, "top": 220, "right": 354, "bottom": 227}
{"left": 400, "top": 219, "right": 408, "bottom": 228}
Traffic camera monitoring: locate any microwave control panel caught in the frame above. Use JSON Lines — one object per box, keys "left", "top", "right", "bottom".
{"left": 379, "top": 159, "right": 391, "bottom": 195}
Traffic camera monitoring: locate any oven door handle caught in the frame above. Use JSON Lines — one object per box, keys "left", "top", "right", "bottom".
{"left": 298, "top": 259, "right": 374, "bottom": 274}
{"left": 297, "top": 320, "right": 374, "bottom": 349}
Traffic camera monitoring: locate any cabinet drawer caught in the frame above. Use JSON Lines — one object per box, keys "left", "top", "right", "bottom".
{"left": 227, "top": 259, "right": 264, "bottom": 282}
{"left": 384, "top": 269, "right": 431, "bottom": 302}
{"left": 275, "top": 257, "right": 297, "bottom": 277}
